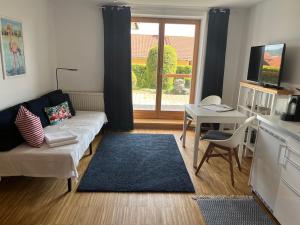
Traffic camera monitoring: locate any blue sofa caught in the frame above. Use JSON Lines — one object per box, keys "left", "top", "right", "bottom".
{"left": 0, "top": 90, "right": 75, "bottom": 152}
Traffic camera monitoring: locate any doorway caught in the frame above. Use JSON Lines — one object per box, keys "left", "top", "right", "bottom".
{"left": 131, "top": 17, "right": 201, "bottom": 119}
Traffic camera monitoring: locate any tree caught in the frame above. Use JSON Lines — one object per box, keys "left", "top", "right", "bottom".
{"left": 144, "top": 45, "right": 178, "bottom": 90}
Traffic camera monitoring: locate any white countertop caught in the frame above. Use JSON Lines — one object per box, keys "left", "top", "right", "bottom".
{"left": 257, "top": 114, "right": 300, "bottom": 141}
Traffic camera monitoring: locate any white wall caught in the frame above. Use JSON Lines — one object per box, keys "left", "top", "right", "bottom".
{"left": 0, "top": 0, "right": 56, "bottom": 110}
{"left": 50, "top": 0, "right": 104, "bottom": 92}
{"left": 236, "top": 0, "right": 300, "bottom": 96}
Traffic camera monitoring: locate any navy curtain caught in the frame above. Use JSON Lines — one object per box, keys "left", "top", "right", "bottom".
{"left": 102, "top": 6, "right": 133, "bottom": 131}
{"left": 202, "top": 8, "right": 230, "bottom": 99}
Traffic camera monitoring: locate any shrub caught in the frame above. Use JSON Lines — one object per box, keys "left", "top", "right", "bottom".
{"left": 176, "top": 65, "right": 192, "bottom": 88}
{"left": 145, "top": 45, "right": 178, "bottom": 90}
{"left": 132, "top": 64, "right": 146, "bottom": 88}
{"left": 176, "top": 65, "right": 192, "bottom": 74}
{"left": 131, "top": 71, "right": 137, "bottom": 89}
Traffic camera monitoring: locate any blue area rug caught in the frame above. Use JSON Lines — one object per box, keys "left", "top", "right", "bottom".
{"left": 77, "top": 133, "right": 195, "bottom": 192}
{"left": 194, "top": 196, "right": 274, "bottom": 225}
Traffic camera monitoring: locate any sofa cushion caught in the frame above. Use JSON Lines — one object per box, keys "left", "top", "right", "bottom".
{"left": 45, "top": 101, "right": 72, "bottom": 125}
{"left": 43, "top": 89, "right": 63, "bottom": 98}
{"left": 15, "top": 106, "right": 45, "bottom": 148}
{"left": 0, "top": 104, "right": 24, "bottom": 151}
{"left": 48, "top": 93, "right": 76, "bottom": 116}
{"left": 26, "top": 96, "right": 51, "bottom": 128}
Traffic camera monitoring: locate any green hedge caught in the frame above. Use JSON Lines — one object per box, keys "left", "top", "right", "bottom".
{"left": 176, "top": 65, "right": 192, "bottom": 74}
{"left": 176, "top": 65, "right": 192, "bottom": 88}
{"left": 132, "top": 64, "right": 146, "bottom": 88}
{"left": 131, "top": 71, "right": 137, "bottom": 89}
{"left": 145, "top": 45, "right": 177, "bottom": 90}
{"left": 132, "top": 49, "right": 195, "bottom": 90}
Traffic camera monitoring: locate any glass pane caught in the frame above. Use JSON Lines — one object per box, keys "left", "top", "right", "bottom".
{"left": 131, "top": 22, "right": 159, "bottom": 111}
{"left": 161, "top": 23, "right": 195, "bottom": 111}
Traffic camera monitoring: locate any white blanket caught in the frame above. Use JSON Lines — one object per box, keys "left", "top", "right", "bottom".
{"left": 0, "top": 111, "right": 107, "bottom": 179}
{"left": 48, "top": 139, "right": 79, "bottom": 148}
{"left": 45, "top": 130, "right": 77, "bottom": 144}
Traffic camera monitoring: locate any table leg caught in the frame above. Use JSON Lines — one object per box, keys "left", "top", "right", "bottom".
{"left": 182, "top": 110, "right": 188, "bottom": 148}
{"left": 219, "top": 124, "right": 224, "bottom": 131}
{"left": 193, "top": 118, "right": 201, "bottom": 168}
{"left": 238, "top": 142, "right": 244, "bottom": 165}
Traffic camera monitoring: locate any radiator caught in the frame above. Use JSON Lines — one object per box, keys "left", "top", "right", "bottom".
{"left": 66, "top": 92, "right": 104, "bottom": 112}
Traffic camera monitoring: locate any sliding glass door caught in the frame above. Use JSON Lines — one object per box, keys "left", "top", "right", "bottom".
{"left": 131, "top": 18, "right": 200, "bottom": 119}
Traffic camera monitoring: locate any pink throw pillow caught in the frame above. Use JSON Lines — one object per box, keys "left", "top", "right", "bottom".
{"left": 15, "top": 106, "right": 45, "bottom": 147}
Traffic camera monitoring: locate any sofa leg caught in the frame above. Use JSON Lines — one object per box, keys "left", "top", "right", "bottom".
{"left": 67, "top": 178, "right": 72, "bottom": 192}
{"left": 89, "top": 143, "right": 92, "bottom": 155}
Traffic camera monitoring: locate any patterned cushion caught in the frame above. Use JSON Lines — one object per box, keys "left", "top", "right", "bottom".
{"left": 44, "top": 101, "right": 72, "bottom": 125}
{"left": 15, "top": 106, "right": 45, "bottom": 148}
{"left": 48, "top": 93, "right": 76, "bottom": 116}
{"left": 202, "top": 130, "right": 232, "bottom": 140}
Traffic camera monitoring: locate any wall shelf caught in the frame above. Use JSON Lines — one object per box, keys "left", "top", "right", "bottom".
{"left": 237, "top": 81, "right": 293, "bottom": 154}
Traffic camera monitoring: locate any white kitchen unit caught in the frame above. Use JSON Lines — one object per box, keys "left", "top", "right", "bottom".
{"left": 250, "top": 115, "right": 300, "bottom": 225}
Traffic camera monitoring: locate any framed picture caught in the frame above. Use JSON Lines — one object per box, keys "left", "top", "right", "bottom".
{"left": 0, "top": 17, "right": 26, "bottom": 79}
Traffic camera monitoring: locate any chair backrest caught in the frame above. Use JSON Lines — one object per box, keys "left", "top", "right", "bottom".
{"left": 200, "top": 95, "right": 222, "bottom": 106}
{"left": 212, "top": 116, "right": 256, "bottom": 148}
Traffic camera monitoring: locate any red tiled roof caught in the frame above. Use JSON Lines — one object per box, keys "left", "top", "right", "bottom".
{"left": 131, "top": 34, "right": 194, "bottom": 61}
{"left": 264, "top": 52, "right": 281, "bottom": 68}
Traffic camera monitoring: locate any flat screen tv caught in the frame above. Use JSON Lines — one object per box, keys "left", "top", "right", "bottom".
{"left": 258, "top": 43, "right": 286, "bottom": 87}
{"left": 247, "top": 46, "right": 264, "bottom": 82}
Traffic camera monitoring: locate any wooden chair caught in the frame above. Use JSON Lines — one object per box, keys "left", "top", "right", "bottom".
{"left": 195, "top": 116, "right": 256, "bottom": 187}
{"left": 180, "top": 95, "right": 222, "bottom": 140}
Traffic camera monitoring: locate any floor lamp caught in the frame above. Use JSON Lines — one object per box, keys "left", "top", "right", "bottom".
{"left": 56, "top": 67, "right": 78, "bottom": 90}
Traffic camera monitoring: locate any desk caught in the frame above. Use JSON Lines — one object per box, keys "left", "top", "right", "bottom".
{"left": 182, "top": 104, "right": 247, "bottom": 168}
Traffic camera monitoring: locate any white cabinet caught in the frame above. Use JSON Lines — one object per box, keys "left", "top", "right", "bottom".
{"left": 273, "top": 143, "right": 300, "bottom": 225}
{"left": 251, "top": 116, "right": 300, "bottom": 225}
{"left": 250, "top": 124, "right": 284, "bottom": 211}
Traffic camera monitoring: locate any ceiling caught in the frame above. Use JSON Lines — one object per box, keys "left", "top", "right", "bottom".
{"left": 93, "top": 0, "right": 265, "bottom": 9}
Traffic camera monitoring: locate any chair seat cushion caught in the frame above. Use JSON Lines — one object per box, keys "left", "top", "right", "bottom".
{"left": 202, "top": 130, "right": 232, "bottom": 140}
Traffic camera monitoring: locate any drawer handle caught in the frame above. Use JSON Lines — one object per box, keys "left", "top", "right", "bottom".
{"left": 287, "top": 146, "right": 300, "bottom": 158}
{"left": 281, "top": 177, "right": 300, "bottom": 198}
{"left": 286, "top": 158, "right": 300, "bottom": 171}
{"left": 260, "top": 126, "right": 286, "bottom": 142}
{"left": 278, "top": 144, "right": 287, "bottom": 166}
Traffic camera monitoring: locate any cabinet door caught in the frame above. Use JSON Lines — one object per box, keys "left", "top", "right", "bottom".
{"left": 274, "top": 143, "right": 300, "bottom": 225}
{"left": 251, "top": 125, "right": 284, "bottom": 211}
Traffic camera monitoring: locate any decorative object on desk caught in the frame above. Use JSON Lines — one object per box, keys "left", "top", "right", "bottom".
{"left": 202, "top": 104, "right": 233, "bottom": 112}
{"left": 0, "top": 17, "right": 26, "bottom": 79}
{"left": 78, "top": 133, "right": 195, "bottom": 192}
{"left": 56, "top": 67, "right": 78, "bottom": 90}
{"left": 193, "top": 195, "right": 274, "bottom": 225}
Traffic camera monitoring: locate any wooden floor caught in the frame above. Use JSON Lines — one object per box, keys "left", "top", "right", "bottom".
{"left": 0, "top": 129, "right": 253, "bottom": 225}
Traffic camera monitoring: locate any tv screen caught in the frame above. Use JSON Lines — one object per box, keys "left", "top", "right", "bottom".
{"left": 247, "top": 46, "right": 264, "bottom": 82}
{"left": 259, "top": 43, "right": 286, "bottom": 87}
